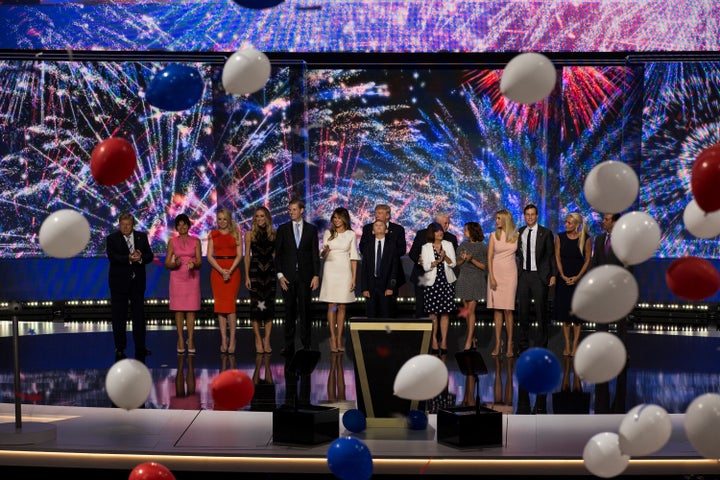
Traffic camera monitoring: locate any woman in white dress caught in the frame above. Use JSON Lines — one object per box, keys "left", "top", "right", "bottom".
{"left": 319, "top": 207, "right": 360, "bottom": 352}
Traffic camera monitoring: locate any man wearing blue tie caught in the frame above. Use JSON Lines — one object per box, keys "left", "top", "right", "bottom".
{"left": 275, "top": 199, "right": 320, "bottom": 356}
{"left": 360, "top": 220, "right": 399, "bottom": 318}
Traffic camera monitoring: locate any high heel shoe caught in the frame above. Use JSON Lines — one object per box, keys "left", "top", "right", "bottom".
{"left": 228, "top": 338, "right": 236, "bottom": 354}
{"left": 491, "top": 340, "right": 504, "bottom": 357}
{"left": 177, "top": 340, "right": 186, "bottom": 354}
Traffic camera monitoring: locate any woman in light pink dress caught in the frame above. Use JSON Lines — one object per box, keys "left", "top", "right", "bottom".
{"left": 165, "top": 213, "right": 202, "bottom": 354}
{"left": 487, "top": 209, "right": 519, "bottom": 358}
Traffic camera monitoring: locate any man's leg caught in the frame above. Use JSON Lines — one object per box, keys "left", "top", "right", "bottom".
{"left": 110, "top": 289, "right": 129, "bottom": 355}
{"left": 282, "top": 281, "right": 298, "bottom": 352}
{"left": 530, "top": 275, "right": 549, "bottom": 348}
{"left": 297, "top": 279, "right": 313, "bottom": 349}
{"left": 515, "top": 272, "right": 531, "bottom": 352}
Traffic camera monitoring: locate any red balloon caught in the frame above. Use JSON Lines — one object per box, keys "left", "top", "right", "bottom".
{"left": 210, "top": 369, "right": 255, "bottom": 411}
{"left": 129, "top": 462, "right": 175, "bottom": 480}
{"left": 90, "top": 137, "right": 137, "bottom": 186}
{"left": 691, "top": 144, "right": 720, "bottom": 212}
{"left": 665, "top": 256, "right": 720, "bottom": 301}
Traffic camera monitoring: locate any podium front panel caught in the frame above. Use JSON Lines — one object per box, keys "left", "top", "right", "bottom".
{"left": 349, "top": 317, "right": 432, "bottom": 424}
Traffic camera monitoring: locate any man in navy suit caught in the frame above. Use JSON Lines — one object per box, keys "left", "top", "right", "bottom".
{"left": 360, "top": 220, "right": 400, "bottom": 318}
{"left": 106, "top": 212, "right": 154, "bottom": 362}
{"left": 408, "top": 212, "right": 458, "bottom": 318}
{"left": 275, "top": 198, "right": 320, "bottom": 355}
{"left": 516, "top": 204, "right": 557, "bottom": 352}
{"left": 359, "top": 204, "right": 407, "bottom": 316}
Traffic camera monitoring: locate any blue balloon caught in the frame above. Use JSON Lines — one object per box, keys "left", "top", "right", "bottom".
{"left": 407, "top": 409, "right": 428, "bottom": 430}
{"left": 145, "top": 64, "right": 204, "bottom": 112}
{"left": 232, "top": 0, "right": 285, "bottom": 9}
{"left": 342, "top": 408, "right": 367, "bottom": 433}
{"left": 515, "top": 347, "right": 562, "bottom": 394}
{"left": 327, "top": 436, "right": 373, "bottom": 480}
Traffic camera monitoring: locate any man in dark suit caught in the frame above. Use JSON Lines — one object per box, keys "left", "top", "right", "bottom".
{"left": 106, "top": 212, "right": 154, "bottom": 362}
{"left": 359, "top": 204, "right": 406, "bottom": 316}
{"left": 360, "top": 220, "right": 400, "bottom": 318}
{"left": 408, "top": 212, "right": 458, "bottom": 318}
{"left": 516, "top": 204, "right": 557, "bottom": 352}
{"left": 275, "top": 198, "right": 320, "bottom": 355}
{"left": 590, "top": 212, "right": 629, "bottom": 414}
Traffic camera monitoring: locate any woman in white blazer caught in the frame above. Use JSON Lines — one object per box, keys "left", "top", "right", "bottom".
{"left": 419, "top": 222, "right": 457, "bottom": 355}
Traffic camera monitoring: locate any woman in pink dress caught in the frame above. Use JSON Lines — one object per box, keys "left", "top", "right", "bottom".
{"left": 165, "top": 213, "right": 202, "bottom": 354}
{"left": 487, "top": 209, "right": 519, "bottom": 358}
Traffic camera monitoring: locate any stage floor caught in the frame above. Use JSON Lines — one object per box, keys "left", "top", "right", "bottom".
{"left": 1, "top": 318, "right": 720, "bottom": 477}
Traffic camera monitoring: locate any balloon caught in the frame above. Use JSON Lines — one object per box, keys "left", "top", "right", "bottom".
{"left": 684, "top": 393, "right": 720, "bottom": 459}
{"left": 683, "top": 199, "right": 720, "bottom": 239}
{"left": 105, "top": 358, "right": 153, "bottom": 410}
{"left": 573, "top": 332, "right": 627, "bottom": 384}
{"left": 210, "top": 369, "right": 255, "bottom": 410}
{"left": 342, "top": 409, "right": 367, "bottom": 433}
{"left": 571, "top": 265, "right": 638, "bottom": 324}
{"left": 407, "top": 409, "right": 428, "bottom": 430}
{"left": 129, "top": 462, "right": 176, "bottom": 480}
{"left": 90, "top": 137, "right": 137, "bottom": 186}
{"left": 691, "top": 143, "right": 720, "bottom": 212}
{"left": 222, "top": 46, "right": 271, "bottom": 95}
{"left": 38, "top": 209, "right": 91, "bottom": 258}
{"left": 232, "top": 0, "right": 285, "bottom": 8}
{"left": 145, "top": 64, "right": 204, "bottom": 111}
{"left": 583, "top": 161, "right": 639, "bottom": 214}
{"left": 499, "top": 52, "right": 557, "bottom": 105}
{"left": 327, "top": 436, "right": 373, "bottom": 480}
{"left": 665, "top": 256, "right": 720, "bottom": 301}
{"left": 515, "top": 348, "right": 562, "bottom": 394}
{"left": 610, "top": 211, "right": 661, "bottom": 266}
{"left": 583, "top": 432, "right": 630, "bottom": 478}
{"left": 618, "top": 404, "right": 672, "bottom": 456}
{"left": 393, "top": 354, "right": 449, "bottom": 400}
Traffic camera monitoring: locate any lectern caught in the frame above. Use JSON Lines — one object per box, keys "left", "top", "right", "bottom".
{"left": 349, "top": 317, "right": 432, "bottom": 427}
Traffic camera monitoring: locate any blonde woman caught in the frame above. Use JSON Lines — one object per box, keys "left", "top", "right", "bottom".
{"left": 318, "top": 207, "right": 359, "bottom": 352}
{"left": 244, "top": 206, "right": 277, "bottom": 354}
{"left": 207, "top": 208, "right": 242, "bottom": 354}
{"left": 554, "top": 212, "right": 592, "bottom": 356}
{"left": 487, "top": 209, "right": 519, "bottom": 358}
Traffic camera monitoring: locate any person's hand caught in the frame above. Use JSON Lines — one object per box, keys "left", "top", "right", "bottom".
{"left": 549, "top": 275, "right": 556, "bottom": 287}
{"left": 320, "top": 245, "right": 330, "bottom": 258}
{"left": 362, "top": 290, "right": 370, "bottom": 298}
{"left": 222, "top": 269, "right": 231, "bottom": 282}
{"left": 349, "top": 280, "right": 355, "bottom": 292}
{"left": 186, "top": 261, "right": 194, "bottom": 270}
{"left": 310, "top": 275, "right": 319, "bottom": 290}
{"left": 245, "top": 277, "right": 252, "bottom": 290}
{"left": 384, "top": 289, "right": 393, "bottom": 296}
{"left": 489, "top": 276, "right": 497, "bottom": 290}
{"left": 279, "top": 276, "right": 289, "bottom": 291}
{"left": 174, "top": 256, "right": 181, "bottom": 268}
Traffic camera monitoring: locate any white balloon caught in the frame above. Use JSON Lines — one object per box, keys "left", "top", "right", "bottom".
{"left": 573, "top": 332, "right": 627, "bottom": 384}
{"left": 571, "top": 265, "right": 638, "bottom": 324}
{"left": 393, "top": 354, "right": 448, "bottom": 401}
{"left": 683, "top": 199, "right": 720, "bottom": 239}
{"left": 105, "top": 358, "right": 153, "bottom": 410}
{"left": 684, "top": 393, "right": 720, "bottom": 459}
{"left": 38, "top": 209, "right": 91, "bottom": 258}
{"left": 499, "top": 52, "right": 556, "bottom": 105}
{"left": 583, "top": 432, "right": 630, "bottom": 478}
{"left": 611, "top": 211, "right": 661, "bottom": 266}
{"left": 618, "top": 404, "right": 672, "bottom": 456}
{"left": 222, "top": 46, "right": 271, "bottom": 95}
{"left": 583, "top": 161, "right": 639, "bottom": 214}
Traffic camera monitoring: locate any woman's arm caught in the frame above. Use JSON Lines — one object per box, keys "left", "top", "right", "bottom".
{"left": 244, "top": 231, "right": 253, "bottom": 289}
{"left": 487, "top": 235, "right": 496, "bottom": 289}
{"left": 164, "top": 240, "right": 176, "bottom": 269}
{"left": 574, "top": 237, "right": 593, "bottom": 280}
{"left": 555, "top": 235, "right": 567, "bottom": 282}
{"left": 192, "top": 237, "right": 202, "bottom": 269}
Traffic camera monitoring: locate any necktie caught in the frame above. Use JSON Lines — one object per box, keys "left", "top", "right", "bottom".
{"left": 604, "top": 233, "right": 611, "bottom": 255}
{"left": 125, "top": 235, "right": 133, "bottom": 251}
{"left": 525, "top": 228, "right": 532, "bottom": 271}
{"left": 375, "top": 240, "right": 382, "bottom": 277}
{"left": 294, "top": 222, "right": 300, "bottom": 247}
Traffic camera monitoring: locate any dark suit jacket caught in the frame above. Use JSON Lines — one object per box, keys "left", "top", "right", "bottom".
{"left": 517, "top": 224, "right": 557, "bottom": 284}
{"left": 408, "top": 228, "right": 458, "bottom": 284}
{"left": 274, "top": 220, "right": 321, "bottom": 282}
{"left": 359, "top": 221, "right": 407, "bottom": 287}
{"left": 360, "top": 236, "right": 399, "bottom": 293}
{"left": 590, "top": 232, "right": 625, "bottom": 268}
{"left": 106, "top": 230, "right": 154, "bottom": 292}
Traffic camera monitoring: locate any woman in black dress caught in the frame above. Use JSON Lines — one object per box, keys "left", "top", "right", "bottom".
{"left": 554, "top": 212, "right": 592, "bottom": 356}
{"left": 244, "top": 206, "right": 277, "bottom": 354}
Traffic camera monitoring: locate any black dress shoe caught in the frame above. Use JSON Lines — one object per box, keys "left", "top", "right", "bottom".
{"left": 115, "top": 350, "right": 126, "bottom": 361}
{"left": 135, "top": 348, "right": 152, "bottom": 359}
{"left": 280, "top": 346, "right": 295, "bottom": 357}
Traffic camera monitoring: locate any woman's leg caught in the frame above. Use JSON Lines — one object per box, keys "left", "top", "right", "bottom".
{"left": 464, "top": 300, "right": 477, "bottom": 350}
{"left": 562, "top": 322, "right": 571, "bottom": 356}
{"left": 218, "top": 314, "right": 228, "bottom": 353}
{"left": 336, "top": 304, "right": 347, "bottom": 351}
{"left": 439, "top": 313, "right": 449, "bottom": 350}
{"left": 327, "top": 303, "right": 338, "bottom": 351}
{"left": 430, "top": 313, "right": 439, "bottom": 351}
{"left": 505, "top": 310, "right": 514, "bottom": 357}
{"left": 491, "top": 309, "right": 503, "bottom": 356}
{"left": 186, "top": 311, "right": 196, "bottom": 352}
{"left": 263, "top": 320, "right": 273, "bottom": 353}
{"left": 571, "top": 323, "right": 581, "bottom": 356}
{"left": 175, "top": 311, "right": 185, "bottom": 352}
{"left": 227, "top": 313, "right": 237, "bottom": 354}
{"left": 251, "top": 319, "right": 263, "bottom": 353}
